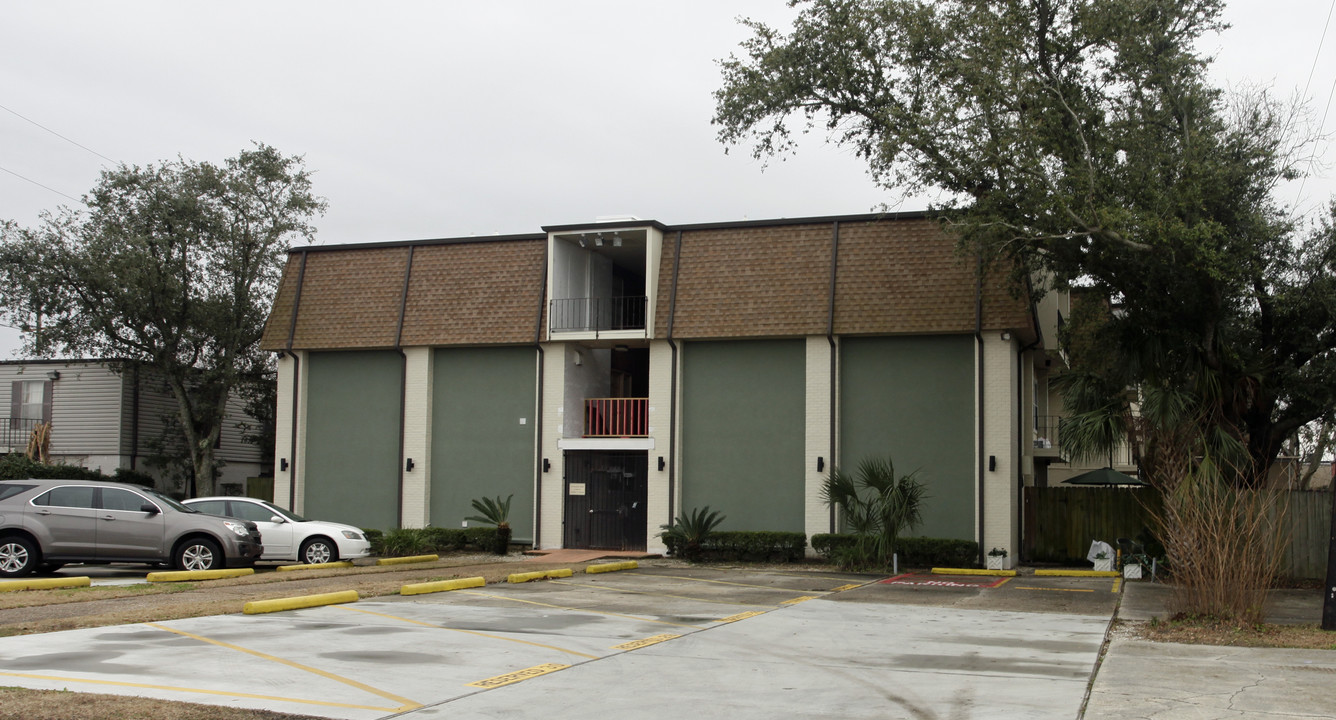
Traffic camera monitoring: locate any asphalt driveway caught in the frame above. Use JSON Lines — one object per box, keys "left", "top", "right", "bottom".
{"left": 0, "top": 565, "right": 1115, "bottom": 719}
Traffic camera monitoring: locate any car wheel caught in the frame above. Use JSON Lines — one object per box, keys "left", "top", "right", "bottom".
{"left": 176, "top": 538, "right": 223, "bottom": 571}
{"left": 300, "top": 537, "right": 336, "bottom": 565}
{"left": 0, "top": 537, "right": 38, "bottom": 578}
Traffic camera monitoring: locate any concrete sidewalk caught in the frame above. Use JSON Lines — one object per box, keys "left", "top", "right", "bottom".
{"left": 1083, "top": 583, "right": 1334, "bottom": 719}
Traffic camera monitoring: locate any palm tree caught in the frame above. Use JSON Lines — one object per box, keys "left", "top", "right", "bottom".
{"left": 466, "top": 494, "right": 513, "bottom": 554}
{"left": 822, "top": 457, "right": 926, "bottom": 568}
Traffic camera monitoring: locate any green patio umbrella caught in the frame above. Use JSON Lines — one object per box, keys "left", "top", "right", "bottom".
{"left": 1060, "top": 467, "right": 1147, "bottom": 486}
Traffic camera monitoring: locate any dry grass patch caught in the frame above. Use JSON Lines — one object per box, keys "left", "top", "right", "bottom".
{"left": 1134, "top": 616, "right": 1336, "bottom": 650}
{"left": 0, "top": 687, "right": 325, "bottom": 720}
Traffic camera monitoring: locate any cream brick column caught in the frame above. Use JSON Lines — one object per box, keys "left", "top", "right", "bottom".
{"left": 400, "top": 347, "right": 433, "bottom": 528}
{"left": 646, "top": 339, "right": 677, "bottom": 554}
{"left": 537, "top": 343, "right": 565, "bottom": 549}
{"left": 982, "top": 333, "right": 1020, "bottom": 567}
{"left": 805, "top": 336, "right": 835, "bottom": 552}
{"left": 273, "top": 352, "right": 296, "bottom": 508}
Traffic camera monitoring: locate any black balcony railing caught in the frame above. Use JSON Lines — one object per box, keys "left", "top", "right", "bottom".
{"left": 1, "top": 418, "right": 40, "bottom": 450}
{"left": 550, "top": 296, "right": 647, "bottom": 332}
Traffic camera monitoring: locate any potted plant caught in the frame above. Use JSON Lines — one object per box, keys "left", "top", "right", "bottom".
{"left": 1122, "top": 553, "right": 1146, "bottom": 579}
{"left": 1092, "top": 551, "right": 1113, "bottom": 572}
{"left": 986, "top": 547, "right": 1008, "bottom": 570}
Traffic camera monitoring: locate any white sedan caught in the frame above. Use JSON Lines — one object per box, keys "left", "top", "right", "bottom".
{"left": 183, "top": 497, "right": 371, "bottom": 564}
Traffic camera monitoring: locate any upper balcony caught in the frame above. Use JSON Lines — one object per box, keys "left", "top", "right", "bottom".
{"left": 546, "top": 223, "right": 663, "bottom": 341}
{"left": 1, "top": 418, "right": 40, "bottom": 452}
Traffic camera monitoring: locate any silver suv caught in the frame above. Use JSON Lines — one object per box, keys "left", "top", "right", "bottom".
{"left": 0, "top": 479, "right": 264, "bottom": 577}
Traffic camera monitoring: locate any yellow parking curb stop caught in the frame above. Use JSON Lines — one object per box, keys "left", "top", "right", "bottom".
{"left": 1033, "top": 569, "right": 1120, "bottom": 578}
{"left": 586, "top": 561, "right": 638, "bottom": 574}
{"left": 146, "top": 568, "right": 255, "bottom": 582}
{"left": 932, "top": 568, "right": 1018, "bottom": 577}
{"left": 276, "top": 560, "right": 355, "bottom": 572}
{"left": 0, "top": 576, "right": 92, "bottom": 592}
{"left": 507, "top": 568, "right": 574, "bottom": 583}
{"left": 376, "top": 554, "right": 439, "bottom": 566}
{"left": 401, "top": 576, "right": 486, "bottom": 595}
{"left": 244, "top": 590, "right": 359, "bottom": 614}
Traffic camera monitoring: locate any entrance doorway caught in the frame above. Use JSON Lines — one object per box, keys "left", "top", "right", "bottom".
{"left": 563, "top": 451, "right": 648, "bottom": 550}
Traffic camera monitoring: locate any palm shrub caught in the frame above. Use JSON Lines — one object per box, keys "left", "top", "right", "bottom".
{"left": 659, "top": 506, "right": 725, "bottom": 561}
{"left": 466, "top": 494, "right": 513, "bottom": 554}
{"left": 821, "top": 457, "right": 926, "bottom": 569}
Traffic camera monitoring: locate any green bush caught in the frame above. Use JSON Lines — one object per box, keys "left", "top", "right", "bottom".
{"left": 463, "top": 526, "right": 505, "bottom": 554}
{"left": 111, "top": 467, "right": 158, "bottom": 488}
{"left": 811, "top": 534, "right": 978, "bottom": 569}
{"left": 0, "top": 454, "right": 107, "bottom": 481}
{"left": 663, "top": 530, "right": 807, "bottom": 562}
{"left": 423, "top": 526, "right": 468, "bottom": 551}
{"left": 361, "top": 528, "right": 384, "bottom": 555}
{"left": 380, "top": 528, "right": 434, "bottom": 557}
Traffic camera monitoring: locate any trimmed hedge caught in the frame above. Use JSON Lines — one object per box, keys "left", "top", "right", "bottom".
{"left": 373, "top": 526, "right": 508, "bottom": 557}
{"left": 663, "top": 530, "right": 807, "bottom": 562}
{"left": 0, "top": 454, "right": 107, "bottom": 481}
{"left": 811, "top": 534, "right": 979, "bottom": 568}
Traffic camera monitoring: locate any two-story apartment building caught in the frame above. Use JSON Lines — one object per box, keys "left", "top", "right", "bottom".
{"left": 1, "top": 359, "right": 268, "bottom": 494}
{"left": 259, "top": 212, "right": 1071, "bottom": 564}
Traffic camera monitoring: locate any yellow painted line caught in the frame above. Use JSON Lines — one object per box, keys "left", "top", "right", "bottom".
{"left": 456, "top": 590, "right": 702, "bottom": 629}
{"left": 717, "top": 611, "right": 767, "bottom": 623}
{"left": 932, "top": 568, "right": 1018, "bottom": 577}
{"left": 508, "top": 568, "right": 574, "bottom": 583}
{"left": 1014, "top": 586, "right": 1095, "bottom": 593}
{"left": 1033, "top": 569, "right": 1120, "bottom": 578}
{"left": 0, "top": 576, "right": 91, "bottom": 592}
{"left": 401, "top": 576, "right": 486, "bottom": 595}
{"left": 1112, "top": 578, "right": 1122, "bottom": 593}
{"left": 376, "top": 554, "right": 438, "bottom": 566}
{"left": 586, "top": 560, "right": 638, "bottom": 574}
{"left": 334, "top": 605, "right": 600, "bottom": 660}
{"left": 830, "top": 584, "right": 862, "bottom": 592}
{"left": 146, "top": 568, "right": 253, "bottom": 582}
{"left": 146, "top": 623, "right": 420, "bottom": 710}
{"left": 612, "top": 633, "right": 679, "bottom": 650}
{"left": 548, "top": 579, "right": 777, "bottom": 608}
{"left": 780, "top": 595, "right": 818, "bottom": 605}
{"left": 467, "top": 663, "right": 568, "bottom": 689}
{"left": 244, "top": 590, "right": 359, "bottom": 615}
{"left": 0, "top": 670, "right": 405, "bottom": 713}
{"left": 277, "top": 560, "right": 354, "bottom": 572}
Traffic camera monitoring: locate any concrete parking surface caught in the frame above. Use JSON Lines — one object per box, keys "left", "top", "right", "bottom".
{"left": 0, "top": 565, "right": 1115, "bottom": 719}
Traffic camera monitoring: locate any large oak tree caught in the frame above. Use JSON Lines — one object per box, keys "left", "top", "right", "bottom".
{"left": 0, "top": 145, "right": 324, "bottom": 495}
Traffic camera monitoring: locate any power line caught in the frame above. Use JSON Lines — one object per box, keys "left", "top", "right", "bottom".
{"left": 0, "top": 103, "right": 119, "bottom": 165}
{"left": 0, "top": 165, "right": 82, "bottom": 204}
{"left": 1296, "top": 0, "right": 1336, "bottom": 205}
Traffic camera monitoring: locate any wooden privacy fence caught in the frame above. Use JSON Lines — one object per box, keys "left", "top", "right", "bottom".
{"left": 1023, "top": 486, "right": 1333, "bottom": 579}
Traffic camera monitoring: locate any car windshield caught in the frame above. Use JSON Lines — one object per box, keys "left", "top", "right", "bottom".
{"left": 259, "top": 500, "right": 306, "bottom": 522}
{"left": 144, "top": 489, "right": 195, "bottom": 513}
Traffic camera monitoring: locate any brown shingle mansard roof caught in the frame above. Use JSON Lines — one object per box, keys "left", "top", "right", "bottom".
{"left": 260, "top": 213, "right": 1034, "bottom": 351}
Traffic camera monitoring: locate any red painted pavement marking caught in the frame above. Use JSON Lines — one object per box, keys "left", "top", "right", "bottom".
{"left": 879, "top": 573, "right": 1009, "bottom": 589}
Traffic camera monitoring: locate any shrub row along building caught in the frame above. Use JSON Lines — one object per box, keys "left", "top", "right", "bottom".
{"left": 259, "top": 212, "right": 1071, "bottom": 565}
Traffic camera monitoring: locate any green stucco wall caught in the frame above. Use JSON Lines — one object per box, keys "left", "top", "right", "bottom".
{"left": 430, "top": 347, "right": 537, "bottom": 543}
{"left": 303, "top": 351, "right": 402, "bottom": 531}
{"left": 681, "top": 340, "right": 805, "bottom": 532}
{"left": 839, "top": 335, "right": 975, "bottom": 541}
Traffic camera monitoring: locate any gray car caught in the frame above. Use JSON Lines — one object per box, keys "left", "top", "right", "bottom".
{"left": 0, "top": 478, "right": 264, "bottom": 577}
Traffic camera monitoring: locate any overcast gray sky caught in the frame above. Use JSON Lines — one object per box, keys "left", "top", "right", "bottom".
{"left": 3, "top": 1, "right": 1334, "bottom": 358}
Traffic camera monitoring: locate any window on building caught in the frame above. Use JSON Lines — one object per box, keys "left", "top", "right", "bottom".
{"left": 19, "top": 380, "right": 44, "bottom": 421}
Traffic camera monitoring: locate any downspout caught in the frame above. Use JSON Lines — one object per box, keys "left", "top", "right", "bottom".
{"left": 285, "top": 250, "right": 309, "bottom": 510}
{"left": 130, "top": 364, "right": 140, "bottom": 471}
{"left": 394, "top": 246, "right": 416, "bottom": 530}
{"left": 665, "top": 230, "right": 684, "bottom": 524}
{"left": 975, "top": 252, "right": 985, "bottom": 567}
{"left": 826, "top": 221, "right": 840, "bottom": 534}
{"left": 533, "top": 245, "right": 549, "bottom": 549}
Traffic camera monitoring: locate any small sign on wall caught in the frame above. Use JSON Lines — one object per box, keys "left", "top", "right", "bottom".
{"left": 569, "top": 483, "right": 586, "bottom": 496}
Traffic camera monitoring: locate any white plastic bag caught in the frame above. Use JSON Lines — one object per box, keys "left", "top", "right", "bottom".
{"left": 1086, "top": 540, "right": 1113, "bottom": 563}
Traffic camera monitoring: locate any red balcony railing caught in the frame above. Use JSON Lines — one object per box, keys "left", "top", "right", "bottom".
{"left": 584, "top": 398, "right": 648, "bottom": 437}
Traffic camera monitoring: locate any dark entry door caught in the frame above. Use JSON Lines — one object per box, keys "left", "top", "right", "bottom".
{"left": 563, "top": 451, "right": 648, "bottom": 550}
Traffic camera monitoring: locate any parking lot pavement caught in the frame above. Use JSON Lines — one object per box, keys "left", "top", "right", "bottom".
{"left": 0, "top": 566, "right": 1114, "bottom": 719}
